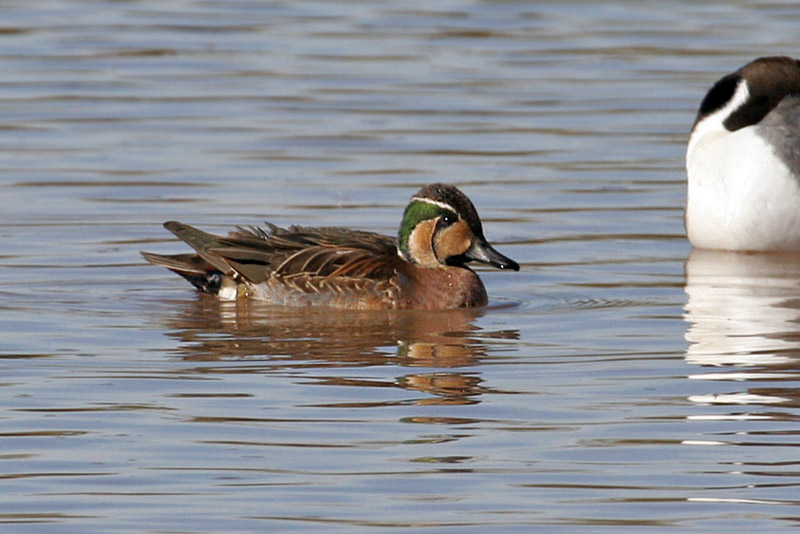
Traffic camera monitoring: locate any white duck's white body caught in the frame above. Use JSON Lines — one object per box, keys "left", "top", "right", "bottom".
{"left": 685, "top": 56, "right": 800, "bottom": 251}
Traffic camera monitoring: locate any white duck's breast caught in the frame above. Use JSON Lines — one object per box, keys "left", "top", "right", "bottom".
{"left": 686, "top": 84, "right": 800, "bottom": 250}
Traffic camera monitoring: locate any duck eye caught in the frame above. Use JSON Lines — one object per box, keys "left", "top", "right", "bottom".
{"left": 439, "top": 213, "right": 457, "bottom": 227}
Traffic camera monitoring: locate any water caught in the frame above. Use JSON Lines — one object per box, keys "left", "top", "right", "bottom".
{"left": 2, "top": 0, "right": 800, "bottom": 532}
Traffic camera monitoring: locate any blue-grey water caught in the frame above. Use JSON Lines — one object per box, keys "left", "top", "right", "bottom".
{"left": 3, "top": 1, "right": 800, "bottom": 532}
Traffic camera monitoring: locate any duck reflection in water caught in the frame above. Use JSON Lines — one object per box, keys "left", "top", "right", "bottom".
{"left": 684, "top": 249, "right": 800, "bottom": 409}
{"left": 158, "top": 295, "right": 519, "bottom": 406}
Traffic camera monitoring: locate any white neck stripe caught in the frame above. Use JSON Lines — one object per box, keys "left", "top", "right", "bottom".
{"left": 688, "top": 79, "right": 751, "bottom": 155}
{"left": 725, "top": 79, "right": 751, "bottom": 118}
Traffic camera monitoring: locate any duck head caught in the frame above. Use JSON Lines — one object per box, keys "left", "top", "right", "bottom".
{"left": 398, "top": 183, "right": 519, "bottom": 271}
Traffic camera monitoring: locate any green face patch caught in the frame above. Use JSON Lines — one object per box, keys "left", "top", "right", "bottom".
{"left": 398, "top": 201, "right": 448, "bottom": 258}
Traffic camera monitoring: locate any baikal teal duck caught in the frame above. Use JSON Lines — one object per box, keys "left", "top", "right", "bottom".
{"left": 142, "top": 183, "right": 519, "bottom": 310}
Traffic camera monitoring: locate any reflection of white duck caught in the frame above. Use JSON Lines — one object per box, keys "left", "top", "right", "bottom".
{"left": 684, "top": 249, "right": 800, "bottom": 368}
{"left": 686, "top": 56, "right": 800, "bottom": 251}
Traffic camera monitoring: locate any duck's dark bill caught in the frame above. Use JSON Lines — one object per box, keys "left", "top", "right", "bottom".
{"left": 464, "top": 238, "right": 520, "bottom": 271}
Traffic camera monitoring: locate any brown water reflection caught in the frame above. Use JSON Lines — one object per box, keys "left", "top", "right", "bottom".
{"left": 160, "top": 296, "right": 518, "bottom": 404}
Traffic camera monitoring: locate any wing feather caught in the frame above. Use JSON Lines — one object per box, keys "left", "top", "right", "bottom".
{"left": 152, "top": 221, "right": 398, "bottom": 287}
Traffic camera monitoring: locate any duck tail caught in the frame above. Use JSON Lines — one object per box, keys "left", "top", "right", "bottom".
{"left": 140, "top": 251, "right": 224, "bottom": 294}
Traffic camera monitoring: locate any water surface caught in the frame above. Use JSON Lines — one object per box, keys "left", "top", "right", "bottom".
{"left": 3, "top": 1, "right": 800, "bottom": 532}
